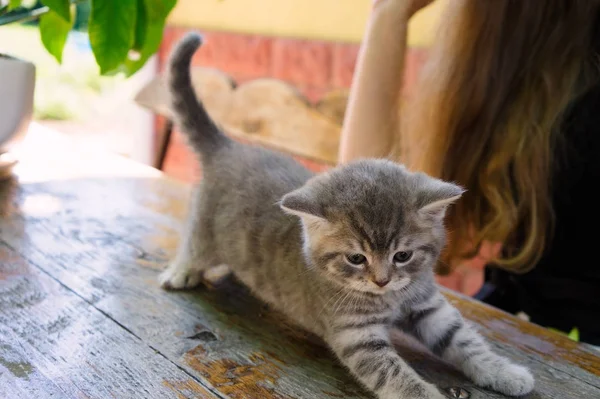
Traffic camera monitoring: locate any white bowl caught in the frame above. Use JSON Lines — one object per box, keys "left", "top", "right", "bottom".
{"left": 0, "top": 54, "right": 35, "bottom": 149}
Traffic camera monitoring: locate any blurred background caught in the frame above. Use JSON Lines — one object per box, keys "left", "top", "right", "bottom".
{"left": 0, "top": 0, "right": 442, "bottom": 170}
{"left": 2, "top": 0, "right": 481, "bottom": 294}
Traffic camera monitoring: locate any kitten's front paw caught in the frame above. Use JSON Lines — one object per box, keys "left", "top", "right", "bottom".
{"left": 480, "top": 363, "right": 534, "bottom": 397}
{"left": 159, "top": 263, "right": 203, "bottom": 290}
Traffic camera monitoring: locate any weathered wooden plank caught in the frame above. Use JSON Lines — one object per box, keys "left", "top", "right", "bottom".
{"left": 1, "top": 327, "right": 69, "bottom": 399}
{"left": 224, "top": 79, "right": 341, "bottom": 165}
{"left": 0, "top": 240, "right": 219, "bottom": 399}
{"left": 443, "top": 290, "right": 600, "bottom": 389}
{"left": 0, "top": 182, "right": 372, "bottom": 398}
{"left": 2, "top": 126, "right": 599, "bottom": 398}
{"left": 316, "top": 89, "right": 349, "bottom": 126}
{"left": 4, "top": 179, "right": 598, "bottom": 399}
{"left": 134, "top": 68, "right": 341, "bottom": 165}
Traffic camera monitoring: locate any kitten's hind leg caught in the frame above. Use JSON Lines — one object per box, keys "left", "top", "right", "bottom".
{"left": 203, "top": 264, "right": 231, "bottom": 286}
{"left": 160, "top": 237, "right": 216, "bottom": 290}
{"left": 160, "top": 185, "right": 218, "bottom": 290}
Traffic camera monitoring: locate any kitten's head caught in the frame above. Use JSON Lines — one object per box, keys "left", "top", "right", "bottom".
{"left": 280, "top": 159, "right": 463, "bottom": 295}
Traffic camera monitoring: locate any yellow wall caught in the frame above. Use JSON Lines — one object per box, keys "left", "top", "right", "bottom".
{"left": 168, "top": 0, "right": 445, "bottom": 47}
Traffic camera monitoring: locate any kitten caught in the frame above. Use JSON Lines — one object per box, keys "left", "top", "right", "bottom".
{"left": 160, "top": 33, "right": 535, "bottom": 399}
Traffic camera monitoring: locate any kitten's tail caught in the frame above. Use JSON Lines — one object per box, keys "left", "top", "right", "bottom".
{"left": 167, "top": 33, "right": 230, "bottom": 157}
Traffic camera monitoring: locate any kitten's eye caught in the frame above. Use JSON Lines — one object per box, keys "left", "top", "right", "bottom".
{"left": 346, "top": 253, "right": 367, "bottom": 265}
{"left": 394, "top": 251, "right": 413, "bottom": 264}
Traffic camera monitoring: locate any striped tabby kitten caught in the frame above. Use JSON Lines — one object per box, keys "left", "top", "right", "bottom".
{"left": 160, "top": 33, "right": 535, "bottom": 399}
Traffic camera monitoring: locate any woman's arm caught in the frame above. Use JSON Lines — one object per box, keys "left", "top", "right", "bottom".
{"left": 338, "top": 0, "right": 434, "bottom": 163}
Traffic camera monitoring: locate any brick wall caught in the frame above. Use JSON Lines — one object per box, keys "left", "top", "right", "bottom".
{"left": 157, "top": 26, "right": 429, "bottom": 180}
{"left": 156, "top": 26, "right": 484, "bottom": 296}
{"left": 159, "top": 27, "right": 429, "bottom": 101}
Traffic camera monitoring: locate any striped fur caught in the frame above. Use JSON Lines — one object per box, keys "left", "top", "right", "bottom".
{"left": 396, "top": 292, "right": 535, "bottom": 396}
{"left": 159, "top": 33, "right": 535, "bottom": 399}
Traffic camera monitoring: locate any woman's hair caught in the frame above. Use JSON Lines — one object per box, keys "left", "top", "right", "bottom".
{"left": 399, "top": 0, "right": 600, "bottom": 273}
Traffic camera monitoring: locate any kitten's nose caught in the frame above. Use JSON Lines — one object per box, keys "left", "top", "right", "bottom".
{"left": 373, "top": 278, "right": 391, "bottom": 287}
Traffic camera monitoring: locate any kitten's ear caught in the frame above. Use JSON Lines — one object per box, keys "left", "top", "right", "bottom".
{"left": 417, "top": 179, "right": 465, "bottom": 221}
{"left": 280, "top": 188, "right": 325, "bottom": 219}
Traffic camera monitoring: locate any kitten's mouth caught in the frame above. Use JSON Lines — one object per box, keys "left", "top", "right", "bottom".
{"left": 347, "top": 277, "right": 411, "bottom": 295}
{"left": 370, "top": 277, "right": 411, "bottom": 294}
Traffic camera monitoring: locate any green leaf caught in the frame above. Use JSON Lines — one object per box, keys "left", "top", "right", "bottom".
{"left": 145, "top": 0, "right": 175, "bottom": 22}
{"left": 132, "top": 0, "right": 147, "bottom": 51}
{"left": 124, "top": 0, "right": 176, "bottom": 76}
{"left": 39, "top": 8, "right": 73, "bottom": 63}
{"left": 548, "top": 327, "right": 580, "bottom": 342}
{"left": 41, "top": 0, "right": 70, "bottom": 22}
{"left": 89, "top": 0, "right": 137, "bottom": 75}
{"left": 8, "top": 0, "right": 21, "bottom": 11}
{"left": 568, "top": 327, "right": 580, "bottom": 342}
{"left": 123, "top": 19, "right": 162, "bottom": 76}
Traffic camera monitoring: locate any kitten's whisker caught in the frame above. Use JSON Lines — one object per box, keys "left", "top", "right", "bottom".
{"left": 295, "top": 264, "right": 317, "bottom": 278}
{"left": 333, "top": 289, "right": 353, "bottom": 317}
{"left": 331, "top": 289, "right": 349, "bottom": 314}
{"left": 347, "top": 292, "right": 359, "bottom": 314}
{"left": 324, "top": 288, "right": 347, "bottom": 318}
{"left": 317, "top": 287, "right": 345, "bottom": 319}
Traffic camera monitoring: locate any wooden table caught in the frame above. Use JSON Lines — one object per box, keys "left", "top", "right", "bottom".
{"left": 1, "top": 124, "right": 599, "bottom": 399}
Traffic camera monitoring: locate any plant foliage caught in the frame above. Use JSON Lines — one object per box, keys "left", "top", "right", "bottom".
{"left": 3, "top": 0, "right": 177, "bottom": 76}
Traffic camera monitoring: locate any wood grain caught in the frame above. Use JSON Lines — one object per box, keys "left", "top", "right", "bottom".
{"left": 316, "top": 89, "right": 350, "bottom": 126}
{"left": 0, "top": 125, "right": 599, "bottom": 398}
{"left": 0, "top": 238, "right": 218, "bottom": 399}
{"left": 447, "top": 291, "right": 600, "bottom": 376}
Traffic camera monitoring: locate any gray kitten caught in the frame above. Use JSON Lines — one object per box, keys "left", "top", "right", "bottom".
{"left": 160, "top": 33, "right": 535, "bottom": 399}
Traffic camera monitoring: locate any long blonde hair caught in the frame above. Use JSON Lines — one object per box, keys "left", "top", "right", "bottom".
{"left": 400, "top": 0, "right": 600, "bottom": 273}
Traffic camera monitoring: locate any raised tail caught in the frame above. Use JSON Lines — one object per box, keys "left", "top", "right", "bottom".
{"left": 167, "top": 33, "right": 230, "bottom": 157}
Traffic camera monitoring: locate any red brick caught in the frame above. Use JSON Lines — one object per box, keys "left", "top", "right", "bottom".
{"left": 272, "top": 38, "right": 333, "bottom": 87}
{"left": 332, "top": 43, "right": 360, "bottom": 88}
{"left": 153, "top": 114, "right": 167, "bottom": 153}
{"left": 157, "top": 29, "right": 172, "bottom": 68}
{"left": 159, "top": 27, "right": 189, "bottom": 70}
{"left": 194, "top": 31, "right": 272, "bottom": 80}
{"left": 160, "top": 27, "right": 273, "bottom": 81}
{"left": 163, "top": 130, "right": 200, "bottom": 182}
